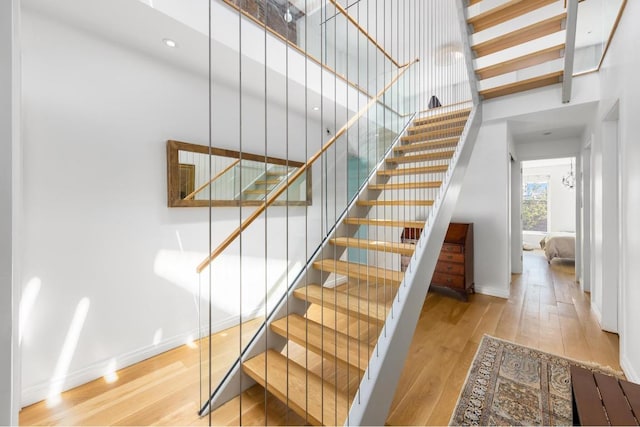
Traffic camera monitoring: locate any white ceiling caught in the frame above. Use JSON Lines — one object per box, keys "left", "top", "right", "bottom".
{"left": 522, "top": 157, "right": 573, "bottom": 168}
{"left": 22, "top": 0, "right": 357, "bottom": 126}
{"left": 509, "top": 102, "right": 598, "bottom": 144}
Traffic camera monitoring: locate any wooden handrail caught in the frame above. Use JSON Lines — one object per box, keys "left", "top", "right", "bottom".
{"left": 196, "top": 58, "right": 419, "bottom": 273}
{"left": 183, "top": 159, "right": 241, "bottom": 201}
{"left": 327, "top": 0, "right": 404, "bottom": 68}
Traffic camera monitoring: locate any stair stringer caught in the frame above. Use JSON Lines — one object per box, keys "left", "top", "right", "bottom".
{"left": 197, "top": 114, "right": 417, "bottom": 416}
{"left": 345, "top": 104, "right": 483, "bottom": 426}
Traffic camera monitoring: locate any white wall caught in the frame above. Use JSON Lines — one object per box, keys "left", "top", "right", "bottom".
{"left": 19, "top": 8, "right": 354, "bottom": 406}
{"left": 588, "top": 0, "right": 640, "bottom": 380}
{"left": 1, "top": 1, "right": 20, "bottom": 423}
{"left": 452, "top": 121, "right": 510, "bottom": 298}
{"left": 580, "top": 145, "right": 591, "bottom": 291}
{"left": 509, "top": 131, "right": 522, "bottom": 274}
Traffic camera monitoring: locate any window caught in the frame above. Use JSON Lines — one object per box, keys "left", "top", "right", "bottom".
{"left": 522, "top": 176, "right": 549, "bottom": 232}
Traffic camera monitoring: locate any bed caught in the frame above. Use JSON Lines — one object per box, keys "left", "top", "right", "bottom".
{"left": 540, "top": 232, "right": 576, "bottom": 263}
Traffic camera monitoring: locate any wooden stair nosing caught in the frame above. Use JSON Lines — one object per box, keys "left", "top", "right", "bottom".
{"left": 475, "top": 43, "right": 565, "bottom": 80}
{"left": 394, "top": 137, "right": 459, "bottom": 153}
{"left": 467, "top": 0, "right": 558, "bottom": 33}
{"left": 242, "top": 349, "right": 349, "bottom": 426}
{"left": 472, "top": 13, "right": 567, "bottom": 58}
{"left": 270, "top": 314, "right": 370, "bottom": 371}
{"left": 330, "top": 237, "right": 415, "bottom": 256}
{"left": 480, "top": 70, "right": 563, "bottom": 100}
{"left": 408, "top": 116, "right": 469, "bottom": 133}
{"left": 368, "top": 181, "right": 442, "bottom": 190}
{"left": 293, "top": 284, "right": 389, "bottom": 323}
{"left": 413, "top": 108, "right": 472, "bottom": 126}
{"left": 386, "top": 150, "right": 455, "bottom": 164}
{"left": 343, "top": 218, "right": 425, "bottom": 228}
{"left": 356, "top": 199, "right": 434, "bottom": 207}
{"left": 312, "top": 259, "right": 404, "bottom": 287}
{"left": 377, "top": 165, "right": 449, "bottom": 176}
{"left": 401, "top": 127, "right": 465, "bottom": 143}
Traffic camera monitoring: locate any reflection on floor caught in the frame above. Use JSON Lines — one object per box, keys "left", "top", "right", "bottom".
{"left": 19, "top": 250, "right": 620, "bottom": 425}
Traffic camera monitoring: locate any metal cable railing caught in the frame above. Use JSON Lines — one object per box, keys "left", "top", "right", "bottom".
{"left": 198, "top": 0, "right": 478, "bottom": 424}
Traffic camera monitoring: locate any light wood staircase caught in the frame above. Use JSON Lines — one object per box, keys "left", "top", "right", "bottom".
{"left": 466, "top": 0, "right": 569, "bottom": 100}
{"left": 234, "top": 107, "right": 472, "bottom": 425}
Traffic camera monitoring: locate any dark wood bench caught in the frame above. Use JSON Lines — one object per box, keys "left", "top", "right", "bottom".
{"left": 571, "top": 365, "right": 640, "bottom": 425}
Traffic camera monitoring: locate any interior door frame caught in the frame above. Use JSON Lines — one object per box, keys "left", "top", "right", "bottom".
{"left": 598, "top": 101, "right": 620, "bottom": 333}
{"left": 515, "top": 154, "right": 581, "bottom": 283}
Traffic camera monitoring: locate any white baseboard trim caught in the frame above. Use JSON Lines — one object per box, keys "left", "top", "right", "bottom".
{"left": 621, "top": 353, "right": 640, "bottom": 383}
{"left": 322, "top": 276, "right": 349, "bottom": 289}
{"left": 20, "top": 315, "right": 256, "bottom": 408}
{"left": 475, "top": 285, "right": 510, "bottom": 299}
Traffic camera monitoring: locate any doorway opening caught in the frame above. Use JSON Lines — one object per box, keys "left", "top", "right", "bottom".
{"left": 521, "top": 157, "right": 577, "bottom": 268}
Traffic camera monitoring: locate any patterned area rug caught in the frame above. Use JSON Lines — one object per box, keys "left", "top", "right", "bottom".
{"left": 450, "top": 335, "right": 622, "bottom": 426}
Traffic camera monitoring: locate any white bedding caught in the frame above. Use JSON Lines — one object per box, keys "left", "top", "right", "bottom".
{"left": 540, "top": 232, "right": 576, "bottom": 262}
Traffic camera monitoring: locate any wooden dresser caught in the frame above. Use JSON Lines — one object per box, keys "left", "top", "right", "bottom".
{"left": 431, "top": 223, "right": 474, "bottom": 301}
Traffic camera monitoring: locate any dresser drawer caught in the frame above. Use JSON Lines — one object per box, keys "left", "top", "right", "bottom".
{"left": 438, "top": 251, "right": 464, "bottom": 264}
{"left": 441, "top": 243, "right": 462, "bottom": 254}
{"left": 432, "top": 272, "right": 465, "bottom": 289}
{"left": 435, "top": 262, "right": 465, "bottom": 275}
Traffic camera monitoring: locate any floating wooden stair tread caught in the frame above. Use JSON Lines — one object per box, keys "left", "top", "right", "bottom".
{"left": 395, "top": 137, "right": 459, "bottom": 153}
{"left": 387, "top": 150, "right": 455, "bottom": 164}
{"left": 480, "top": 70, "right": 563, "bottom": 99}
{"left": 293, "top": 284, "right": 389, "bottom": 323}
{"left": 242, "top": 349, "right": 348, "bottom": 426}
{"left": 413, "top": 108, "right": 471, "bottom": 126}
{"left": 368, "top": 181, "right": 442, "bottom": 190}
{"left": 408, "top": 116, "right": 469, "bottom": 134}
{"left": 312, "top": 259, "right": 404, "bottom": 286}
{"left": 467, "top": 0, "right": 558, "bottom": 33}
{"left": 476, "top": 44, "right": 565, "bottom": 80}
{"left": 472, "top": 13, "right": 566, "bottom": 58}
{"left": 401, "top": 126, "right": 465, "bottom": 143}
{"left": 378, "top": 165, "right": 449, "bottom": 176}
{"left": 255, "top": 179, "right": 281, "bottom": 185}
{"left": 271, "top": 314, "right": 370, "bottom": 371}
{"left": 343, "top": 218, "right": 425, "bottom": 228}
{"left": 330, "top": 237, "right": 415, "bottom": 256}
{"left": 357, "top": 199, "right": 434, "bottom": 207}
{"left": 243, "top": 189, "right": 269, "bottom": 195}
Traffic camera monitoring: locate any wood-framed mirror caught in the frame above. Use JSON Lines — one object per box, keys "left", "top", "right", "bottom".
{"left": 167, "top": 140, "right": 311, "bottom": 207}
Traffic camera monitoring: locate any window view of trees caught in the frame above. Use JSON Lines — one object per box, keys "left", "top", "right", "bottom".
{"left": 522, "top": 179, "right": 548, "bottom": 232}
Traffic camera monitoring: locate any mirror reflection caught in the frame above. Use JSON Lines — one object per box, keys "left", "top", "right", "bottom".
{"left": 167, "top": 140, "right": 310, "bottom": 207}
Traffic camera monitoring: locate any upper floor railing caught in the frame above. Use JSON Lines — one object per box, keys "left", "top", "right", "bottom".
{"left": 219, "top": 0, "right": 406, "bottom": 96}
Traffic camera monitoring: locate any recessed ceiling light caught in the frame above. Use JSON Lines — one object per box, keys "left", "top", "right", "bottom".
{"left": 312, "top": 106, "right": 320, "bottom": 111}
{"left": 163, "top": 38, "right": 177, "bottom": 48}
{"left": 543, "top": 131, "right": 552, "bottom": 136}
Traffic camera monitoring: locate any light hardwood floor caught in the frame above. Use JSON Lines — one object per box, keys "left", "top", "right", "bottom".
{"left": 20, "top": 250, "right": 620, "bottom": 425}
